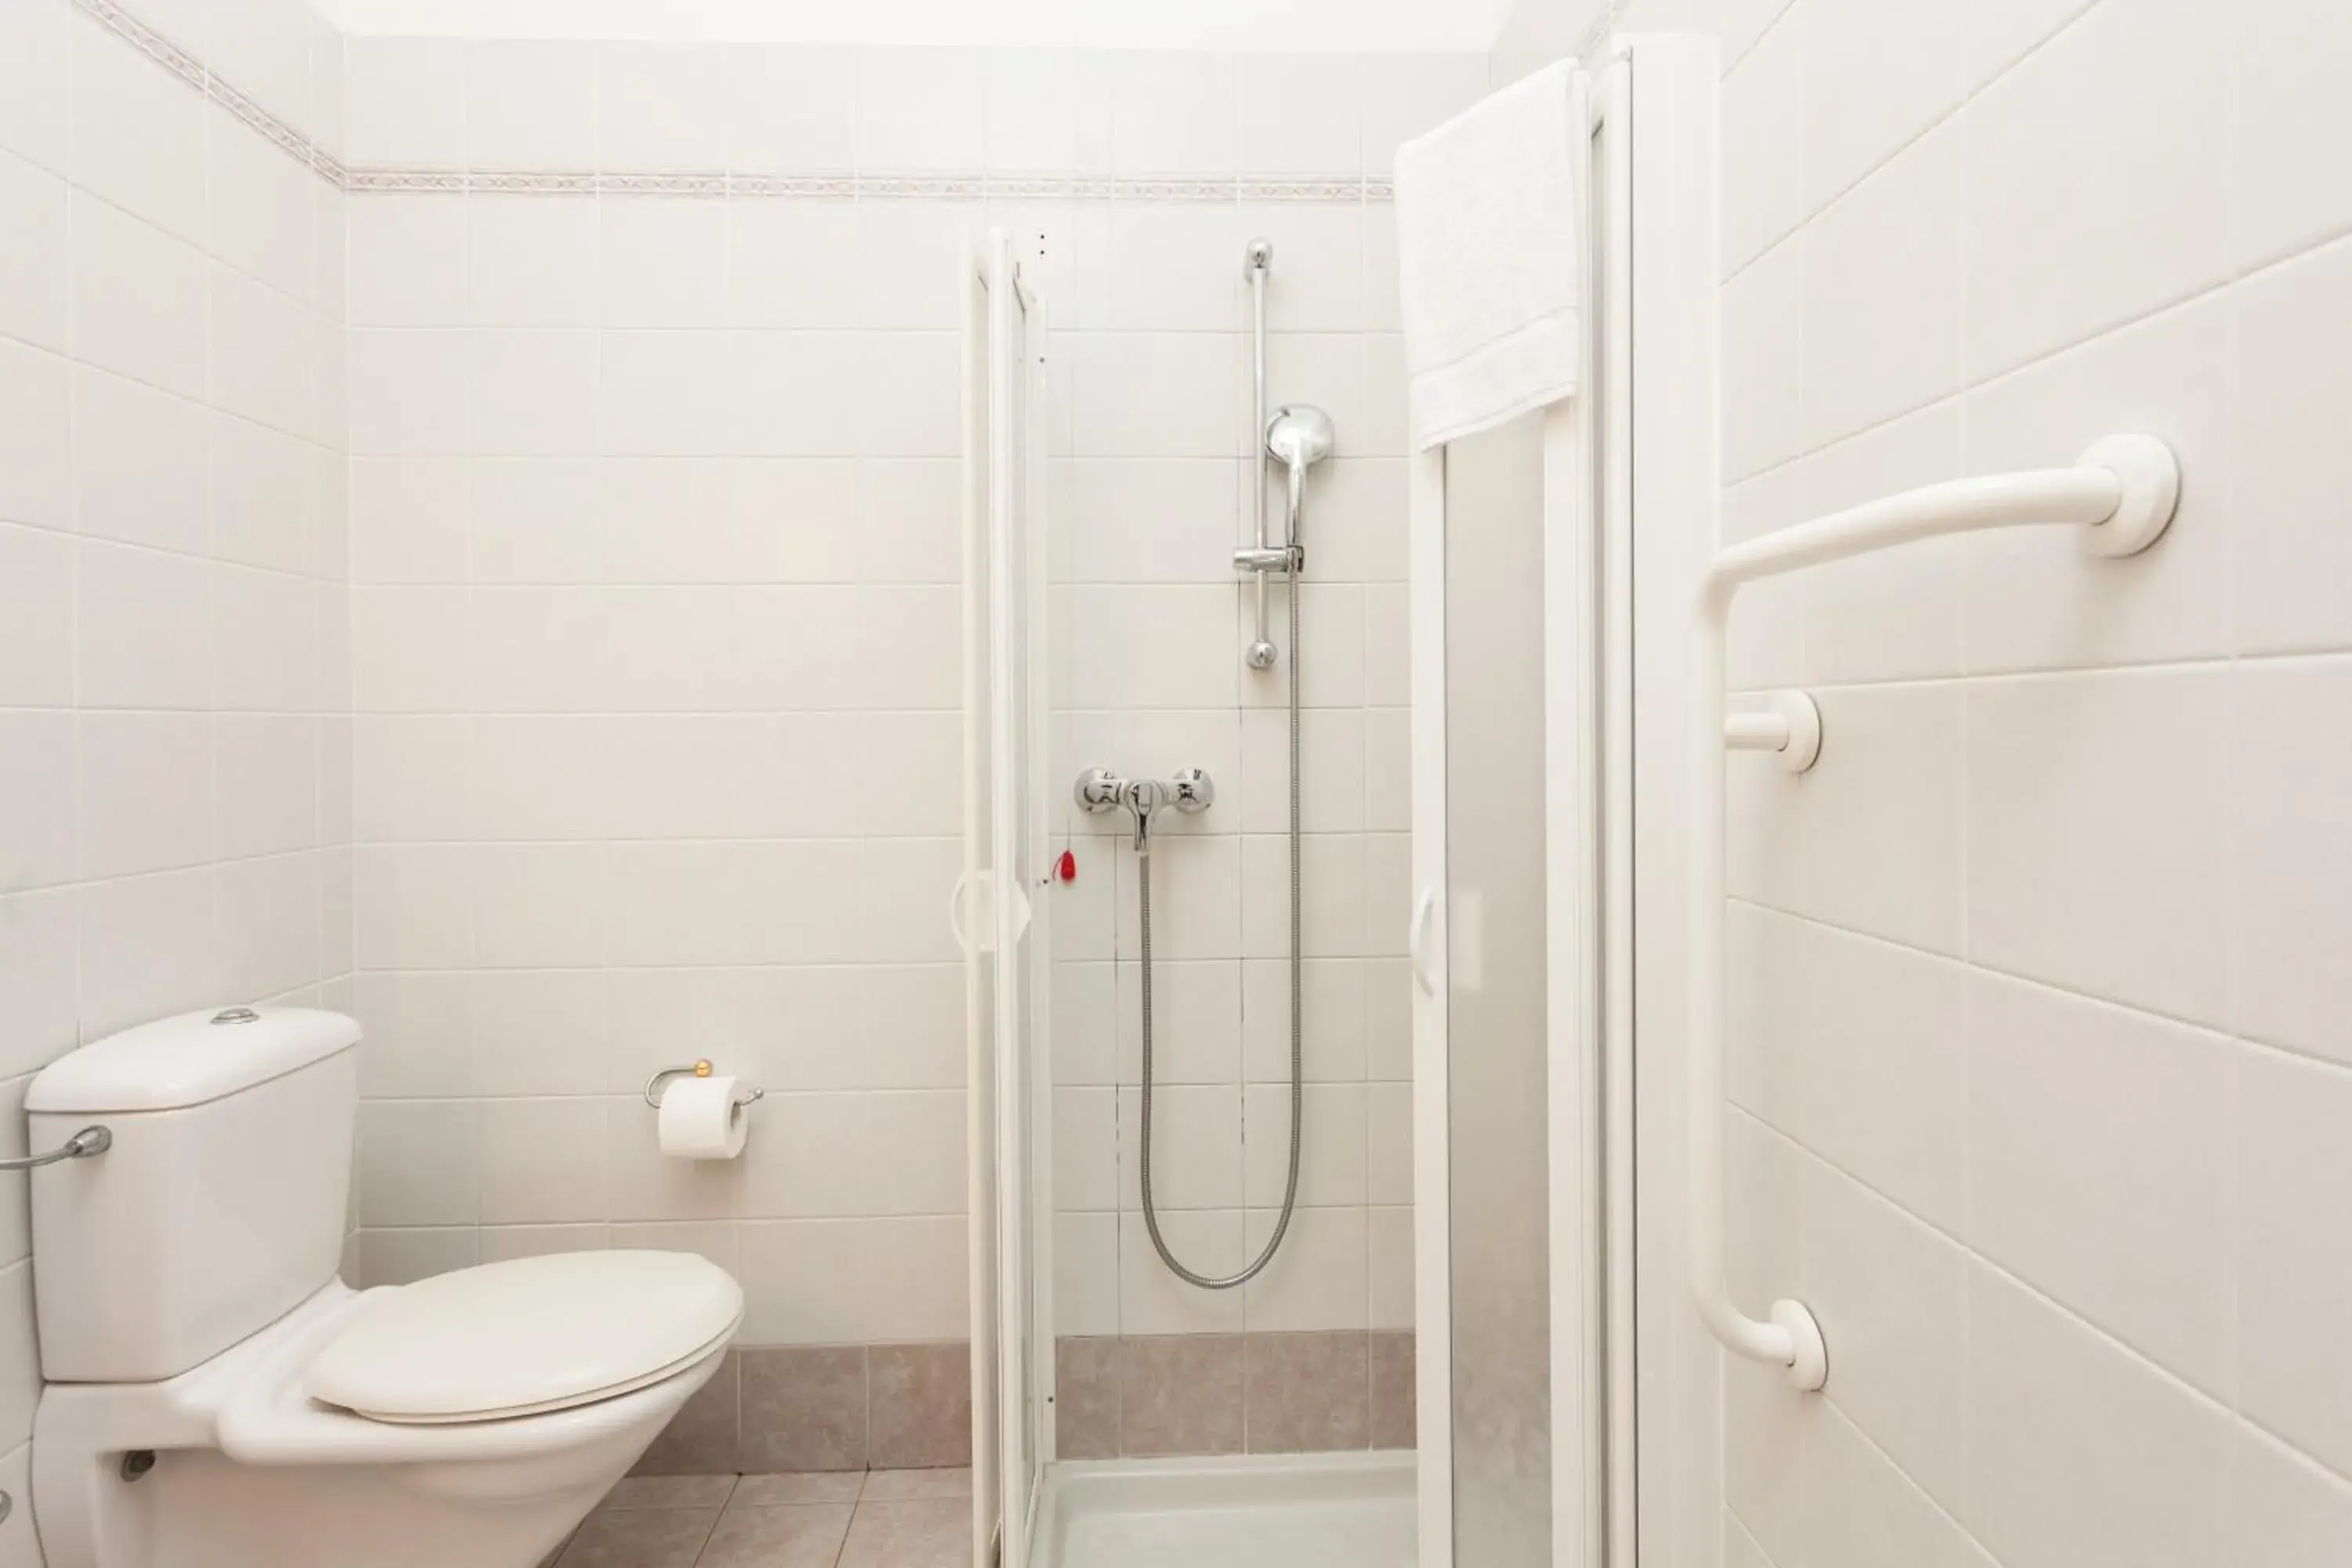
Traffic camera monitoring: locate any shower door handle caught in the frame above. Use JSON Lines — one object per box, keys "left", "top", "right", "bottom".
{"left": 949, "top": 872, "right": 997, "bottom": 956}
{"left": 1409, "top": 886, "right": 1439, "bottom": 997}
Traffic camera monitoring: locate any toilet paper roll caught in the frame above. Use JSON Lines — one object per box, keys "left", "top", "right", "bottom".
{"left": 658, "top": 1075, "right": 749, "bottom": 1160}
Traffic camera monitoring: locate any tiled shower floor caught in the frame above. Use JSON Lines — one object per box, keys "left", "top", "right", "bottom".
{"left": 554, "top": 1468, "right": 971, "bottom": 1568}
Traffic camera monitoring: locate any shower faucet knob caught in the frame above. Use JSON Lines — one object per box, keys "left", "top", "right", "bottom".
{"left": 1073, "top": 768, "right": 1125, "bottom": 813}
{"left": 1169, "top": 769, "right": 1214, "bottom": 813}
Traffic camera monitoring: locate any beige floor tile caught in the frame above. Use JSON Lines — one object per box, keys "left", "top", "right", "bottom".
{"left": 695, "top": 1503, "right": 855, "bottom": 1568}
{"left": 860, "top": 1467, "right": 972, "bottom": 1501}
{"left": 601, "top": 1475, "right": 739, "bottom": 1511}
{"left": 555, "top": 1507, "right": 718, "bottom": 1568}
{"left": 837, "top": 1498, "right": 971, "bottom": 1568}
{"left": 732, "top": 1471, "right": 867, "bottom": 1506}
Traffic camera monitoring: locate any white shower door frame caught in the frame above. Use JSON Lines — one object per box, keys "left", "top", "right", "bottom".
{"left": 1408, "top": 36, "right": 1715, "bottom": 1568}
{"left": 964, "top": 227, "right": 1054, "bottom": 1568}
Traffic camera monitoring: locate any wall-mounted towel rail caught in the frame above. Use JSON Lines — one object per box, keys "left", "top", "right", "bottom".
{"left": 1689, "top": 434, "right": 2180, "bottom": 1390}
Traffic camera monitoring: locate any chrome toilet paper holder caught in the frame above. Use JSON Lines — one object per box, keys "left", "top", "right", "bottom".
{"left": 643, "top": 1060, "right": 767, "bottom": 1111}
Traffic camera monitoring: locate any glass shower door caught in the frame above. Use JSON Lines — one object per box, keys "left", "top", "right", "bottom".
{"left": 1406, "top": 60, "right": 1613, "bottom": 1568}
{"left": 964, "top": 229, "right": 1049, "bottom": 1568}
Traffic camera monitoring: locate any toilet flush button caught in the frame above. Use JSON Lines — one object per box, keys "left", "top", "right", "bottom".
{"left": 211, "top": 1007, "right": 260, "bottom": 1025}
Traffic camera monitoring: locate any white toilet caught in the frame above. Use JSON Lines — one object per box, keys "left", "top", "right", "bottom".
{"left": 25, "top": 1007, "right": 742, "bottom": 1568}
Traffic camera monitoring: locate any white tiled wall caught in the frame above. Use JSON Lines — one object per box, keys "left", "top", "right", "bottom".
{"left": 1687, "top": 0, "right": 2352, "bottom": 1562}
{"left": 0, "top": 0, "right": 350, "bottom": 1557}
{"left": 342, "top": 173, "right": 971, "bottom": 1341}
{"left": 336, "top": 31, "right": 1483, "bottom": 1348}
{"left": 1040, "top": 59, "right": 1483, "bottom": 1348}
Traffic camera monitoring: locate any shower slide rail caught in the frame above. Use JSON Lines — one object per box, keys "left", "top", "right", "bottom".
{"left": 1689, "top": 433, "right": 2182, "bottom": 1390}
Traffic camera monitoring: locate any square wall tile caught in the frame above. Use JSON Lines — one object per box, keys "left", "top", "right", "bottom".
{"left": 2233, "top": 1425, "right": 2352, "bottom": 1566}
{"left": 1055, "top": 1337, "right": 1122, "bottom": 1459}
{"left": 466, "top": 40, "right": 596, "bottom": 172}
{"left": 1964, "top": 970, "right": 2235, "bottom": 1396}
{"left": 1109, "top": 53, "right": 1236, "bottom": 176}
{"left": 0, "top": 151, "right": 67, "bottom": 354}
{"left": 739, "top": 1345, "right": 867, "bottom": 1472}
{"left": 1799, "top": 0, "right": 1965, "bottom": 214}
{"left": 344, "top": 37, "right": 469, "bottom": 169}
{"left": 0, "top": 526, "right": 71, "bottom": 708}
{"left": 2234, "top": 0, "right": 2352, "bottom": 272}
{"left": 1721, "top": 9, "right": 1804, "bottom": 277}
{"left": 598, "top": 42, "right": 731, "bottom": 172}
{"left": 868, "top": 1342, "right": 972, "bottom": 1468}
{"left": 2241, "top": 1048, "right": 2352, "bottom": 1479}
{"left": 2231, "top": 239, "right": 2352, "bottom": 659}
{"left": 1120, "top": 1335, "right": 1243, "bottom": 1457}
{"left": 1368, "top": 1330, "right": 1414, "bottom": 1448}
{"left": 1801, "top": 123, "right": 1963, "bottom": 452}
{"left": 1727, "top": 682, "right": 1965, "bottom": 956}
{"left": 1237, "top": 55, "right": 1361, "bottom": 176}
{"left": 729, "top": 45, "right": 858, "bottom": 173}
{"left": 1962, "top": 1263, "right": 2230, "bottom": 1568}
{"left": 857, "top": 47, "right": 985, "bottom": 172}
{"left": 0, "top": 0, "right": 73, "bottom": 176}
{"left": 2233, "top": 660, "right": 2352, "bottom": 1067}
{"left": 1963, "top": 667, "right": 2229, "bottom": 1025}
{"left": 1243, "top": 1330, "right": 1368, "bottom": 1454}
{"left": 1962, "top": 0, "right": 2227, "bottom": 379}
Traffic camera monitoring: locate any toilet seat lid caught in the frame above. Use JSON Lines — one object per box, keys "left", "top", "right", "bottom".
{"left": 305, "top": 1251, "right": 742, "bottom": 1425}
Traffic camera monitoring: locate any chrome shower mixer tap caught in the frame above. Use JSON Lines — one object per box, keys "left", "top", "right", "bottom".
{"left": 1072, "top": 768, "right": 1214, "bottom": 851}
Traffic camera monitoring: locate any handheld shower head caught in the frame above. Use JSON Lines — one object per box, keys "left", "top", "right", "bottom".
{"left": 1265, "top": 404, "right": 1335, "bottom": 474}
{"left": 1265, "top": 404, "right": 1335, "bottom": 555}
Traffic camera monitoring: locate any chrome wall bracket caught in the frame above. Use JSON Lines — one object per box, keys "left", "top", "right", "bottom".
{"left": 642, "top": 1060, "right": 766, "bottom": 1111}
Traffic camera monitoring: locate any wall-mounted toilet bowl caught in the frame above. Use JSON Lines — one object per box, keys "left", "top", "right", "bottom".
{"left": 34, "top": 1251, "right": 741, "bottom": 1568}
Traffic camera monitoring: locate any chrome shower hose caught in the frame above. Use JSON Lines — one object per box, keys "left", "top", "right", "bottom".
{"left": 1136, "top": 566, "right": 1304, "bottom": 1289}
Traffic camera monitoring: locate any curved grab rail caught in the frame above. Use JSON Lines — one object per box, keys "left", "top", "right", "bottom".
{"left": 1688, "top": 434, "right": 2180, "bottom": 1391}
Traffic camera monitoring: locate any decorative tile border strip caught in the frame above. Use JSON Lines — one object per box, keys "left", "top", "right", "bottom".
{"left": 339, "top": 168, "right": 1394, "bottom": 203}
{"left": 71, "top": 0, "right": 339, "bottom": 188}
{"left": 68, "top": 0, "right": 1396, "bottom": 205}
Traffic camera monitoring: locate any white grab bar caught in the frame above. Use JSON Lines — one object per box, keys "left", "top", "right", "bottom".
{"left": 1688, "top": 434, "right": 2180, "bottom": 1391}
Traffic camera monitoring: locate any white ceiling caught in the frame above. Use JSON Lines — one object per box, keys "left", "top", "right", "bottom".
{"left": 324, "top": 0, "right": 1515, "bottom": 51}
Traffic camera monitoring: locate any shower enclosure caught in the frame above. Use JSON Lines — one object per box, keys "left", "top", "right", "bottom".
{"left": 960, "top": 38, "right": 1714, "bottom": 1568}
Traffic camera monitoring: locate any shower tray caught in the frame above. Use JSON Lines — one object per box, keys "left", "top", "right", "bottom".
{"left": 1030, "top": 1450, "right": 1415, "bottom": 1568}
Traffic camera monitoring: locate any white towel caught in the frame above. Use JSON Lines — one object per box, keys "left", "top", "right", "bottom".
{"left": 1392, "top": 62, "right": 1587, "bottom": 452}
